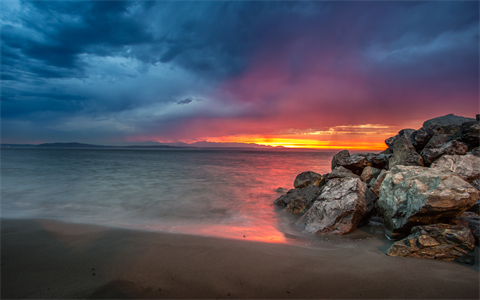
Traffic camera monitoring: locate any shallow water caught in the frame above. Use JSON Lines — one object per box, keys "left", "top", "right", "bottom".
{"left": 1, "top": 148, "right": 383, "bottom": 245}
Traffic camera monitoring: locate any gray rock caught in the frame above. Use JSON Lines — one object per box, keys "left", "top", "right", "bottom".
{"left": 273, "top": 185, "right": 323, "bottom": 214}
{"left": 295, "top": 178, "right": 367, "bottom": 235}
{"left": 423, "top": 114, "right": 475, "bottom": 128}
{"left": 389, "top": 137, "right": 424, "bottom": 168}
{"left": 421, "top": 133, "right": 449, "bottom": 151}
{"left": 370, "top": 169, "right": 388, "bottom": 197}
{"left": 431, "top": 154, "right": 480, "bottom": 183}
{"left": 455, "top": 212, "right": 480, "bottom": 245}
{"left": 378, "top": 165, "right": 479, "bottom": 239}
{"left": 410, "top": 114, "right": 475, "bottom": 152}
{"left": 460, "top": 121, "right": 479, "bottom": 149}
{"left": 467, "top": 179, "right": 480, "bottom": 214}
{"left": 365, "top": 153, "right": 389, "bottom": 169}
{"left": 294, "top": 171, "right": 326, "bottom": 189}
{"left": 385, "top": 129, "right": 416, "bottom": 149}
{"left": 331, "top": 150, "right": 350, "bottom": 171}
{"left": 421, "top": 140, "right": 468, "bottom": 166}
{"left": 327, "top": 166, "right": 359, "bottom": 180}
{"left": 471, "top": 147, "right": 480, "bottom": 157}
{"left": 360, "top": 166, "right": 382, "bottom": 185}
{"left": 386, "top": 223, "right": 475, "bottom": 264}
{"left": 336, "top": 153, "right": 371, "bottom": 175}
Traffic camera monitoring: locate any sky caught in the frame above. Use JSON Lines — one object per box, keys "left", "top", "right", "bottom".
{"left": 1, "top": 0, "right": 478, "bottom": 149}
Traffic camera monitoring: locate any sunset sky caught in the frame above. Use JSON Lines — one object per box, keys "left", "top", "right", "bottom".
{"left": 1, "top": 1, "right": 478, "bottom": 149}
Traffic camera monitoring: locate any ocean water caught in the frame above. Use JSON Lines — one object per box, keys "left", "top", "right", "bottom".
{"left": 1, "top": 148, "right": 381, "bottom": 245}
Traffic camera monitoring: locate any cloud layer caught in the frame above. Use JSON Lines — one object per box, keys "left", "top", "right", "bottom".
{"left": 1, "top": 1, "right": 478, "bottom": 146}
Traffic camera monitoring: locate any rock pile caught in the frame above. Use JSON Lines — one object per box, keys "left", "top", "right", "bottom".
{"left": 274, "top": 114, "right": 480, "bottom": 264}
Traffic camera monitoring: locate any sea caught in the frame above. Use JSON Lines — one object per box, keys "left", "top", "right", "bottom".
{"left": 1, "top": 148, "right": 384, "bottom": 246}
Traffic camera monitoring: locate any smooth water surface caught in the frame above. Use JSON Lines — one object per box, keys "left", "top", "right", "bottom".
{"left": 1, "top": 148, "right": 381, "bottom": 245}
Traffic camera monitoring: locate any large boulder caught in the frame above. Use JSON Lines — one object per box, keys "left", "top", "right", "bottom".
{"left": 365, "top": 153, "right": 389, "bottom": 170}
{"left": 378, "top": 166, "right": 479, "bottom": 239}
{"left": 420, "top": 140, "right": 468, "bottom": 166}
{"left": 389, "top": 137, "right": 424, "bottom": 168}
{"left": 409, "top": 114, "right": 475, "bottom": 152}
{"left": 370, "top": 169, "right": 388, "bottom": 197}
{"left": 455, "top": 212, "right": 480, "bottom": 245}
{"left": 327, "top": 166, "right": 359, "bottom": 180}
{"left": 336, "top": 153, "right": 371, "bottom": 175}
{"left": 295, "top": 178, "right": 367, "bottom": 235}
{"left": 385, "top": 129, "right": 416, "bottom": 149}
{"left": 386, "top": 224, "right": 475, "bottom": 264}
{"left": 431, "top": 154, "right": 480, "bottom": 182}
{"left": 460, "top": 121, "right": 479, "bottom": 149}
{"left": 273, "top": 185, "right": 323, "bottom": 214}
{"left": 360, "top": 166, "right": 382, "bottom": 186}
{"left": 331, "top": 150, "right": 350, "bottom": 171}
{"left": 421, "top": 133, "right": 449, "bottom": 151}
{"left": 294, "top": 171, "right": 326, "bottom": 189}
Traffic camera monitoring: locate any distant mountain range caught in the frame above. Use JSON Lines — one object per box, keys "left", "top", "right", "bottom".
{"left": 1, "top": 141, "right": 283, "bottom": 150}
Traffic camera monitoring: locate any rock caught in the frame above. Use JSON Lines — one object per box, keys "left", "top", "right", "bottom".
{"left": 386, "top": 224, "right": 475, "bottom": 264}
{"left": 365, "top": 153, "right": 389, "bottom": 169}
{"left": 378, "top": 165, "right": 479, "bottom": 239}
{"left": 421, "top": 140, "right": 468, "bottom": 166}
{"left": 276, "top": 187, "right": 288, "bottom": 193}
{"left": 431, "top": 154, "right": 480, "bottom": 182}
{"left": 467, "top": 179, "right": 480, "bottom": 214}
{"left": 327, "top": 166, "right": 359, "bottom": 180}
{"left": 385, "top": 129, "right": 416, "bottom": 149}
{"left": 455, "top": 212, "right": 480, "bottom": 245}
{"left": 295, "top": 178, "right": 367, "bottom": 235}
{"left": 423, "top": 114, "right": 475, "bottom": 128}
{"left": 389, "top": 137, "right": 424, "bottom": 168}
{"left": 421, "top": 133, "right": 449, "bottom": 152}
{"left": 460, "top": 121, "right": 479, "bottom": 149}
{"left": 380, "top": 148, "right": 393, "bottom": 155}
{"left": 370, "top": 169, "right": 388, "bottom": 197}
{"left": 331, "top": 150, "right": 350, "bottom": 171}
{"left": 273, "top": 185, "right": 323, "bottom": 214}
{"left": 360, "top": 188, "right": 380, "bottom": 225}
{"left": 471, "top": 147, "right": 480, "bottom": 157}
{"left": 410, "top": 114, "right": 475, "bottom": 152}
{"left": 336, "top": 153, "right": 371, "bottom": 175}
{"left": 360, "top": 166, "right": 382, "bottom": 185}
{"left": 294, "top": 171, "right": 326, "bottom": 189}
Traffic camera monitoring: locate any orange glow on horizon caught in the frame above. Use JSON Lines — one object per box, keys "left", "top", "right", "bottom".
{"left": 201, "top": 136, "right": 388, "bottom": 150}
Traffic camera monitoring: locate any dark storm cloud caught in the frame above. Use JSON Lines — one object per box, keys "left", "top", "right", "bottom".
{"left": 0, "top": 0, "right": 478, "bottom": 144}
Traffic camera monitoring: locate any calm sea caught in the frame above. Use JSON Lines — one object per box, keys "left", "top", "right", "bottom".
{"left": 1, "top": 148, "right": 381, "bottom": 245}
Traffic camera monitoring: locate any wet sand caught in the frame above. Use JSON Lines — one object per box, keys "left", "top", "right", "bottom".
{"left": 1, "top": 218, "right": 479, "bottom": 299}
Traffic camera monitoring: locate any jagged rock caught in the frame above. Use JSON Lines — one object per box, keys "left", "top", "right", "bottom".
{"left": 360, "top": 166, "right": 382, "bottom": 185}
{"left": 460, "top": 121, "right": 479, "bottom": 149}
{"left": 331, "top": 150, "right": 350, "bottom": 171}
{"left": 421, "top": 133, "right": 449, "bottom": 152}
{"left": 295, "top": 178, "right": 367, "bottom": 235}
{"left": 370, "top": 169, "right": 388, "bottom": 197}
{"left": 431, "top": 154, "right": 480, "bottom": 183}
{"left": 389, "top": 137, "right": 424, "bottom": 168}
{"left": 336, "top": 153, "right": 371, "bottom": 175}
{"left": 273, "top": 185, "right": 323, "bottom": 214}
{"left": 360, "top": 188, "right": 380, "bottom": 225}
{"left": 294, "top": 171, "right": 326, "bottom": 189}
{"left": 385, "top": 129, "right": 416, "bottom": 149}
{"left": 455, "top": 212, "right": 480, "bottom": 245}
{"left": 409, "top": 114, "right": 475, "bottom": 152}
{"left": 421, "top": 140, "right": 468, "bottom": 166}
{"left": 327, "top": 166, "right": 359, "bottom": 180}
{"left": 386, "top": 224, "right": 475, "bottom": 264}
{"left": 378, "top": 165, "right": 479, "bottom": 239}
{"left": 380, "top": 148, "right": 393, "bottom": 155}
{"left": 365, "top": 153, "right": 389, "bottom": 169}
{"left": 467, "top": 179, "right": 480, "bottom": 214}
{"left": 471, "top": 147, "right": 480, "bottom": 157}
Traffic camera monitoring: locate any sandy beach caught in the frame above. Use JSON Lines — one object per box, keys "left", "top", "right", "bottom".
{"left": 1, "top": 218, "right": 479, "bottom": 299}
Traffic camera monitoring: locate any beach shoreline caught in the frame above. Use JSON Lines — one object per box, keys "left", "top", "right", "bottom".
{"left": 1, "top": 218, "right": 479, "bottom": 299}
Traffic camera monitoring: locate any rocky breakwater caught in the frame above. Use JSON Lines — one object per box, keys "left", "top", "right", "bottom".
{"left": 274, "top": 114, "right": 480, "bottom": 264}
